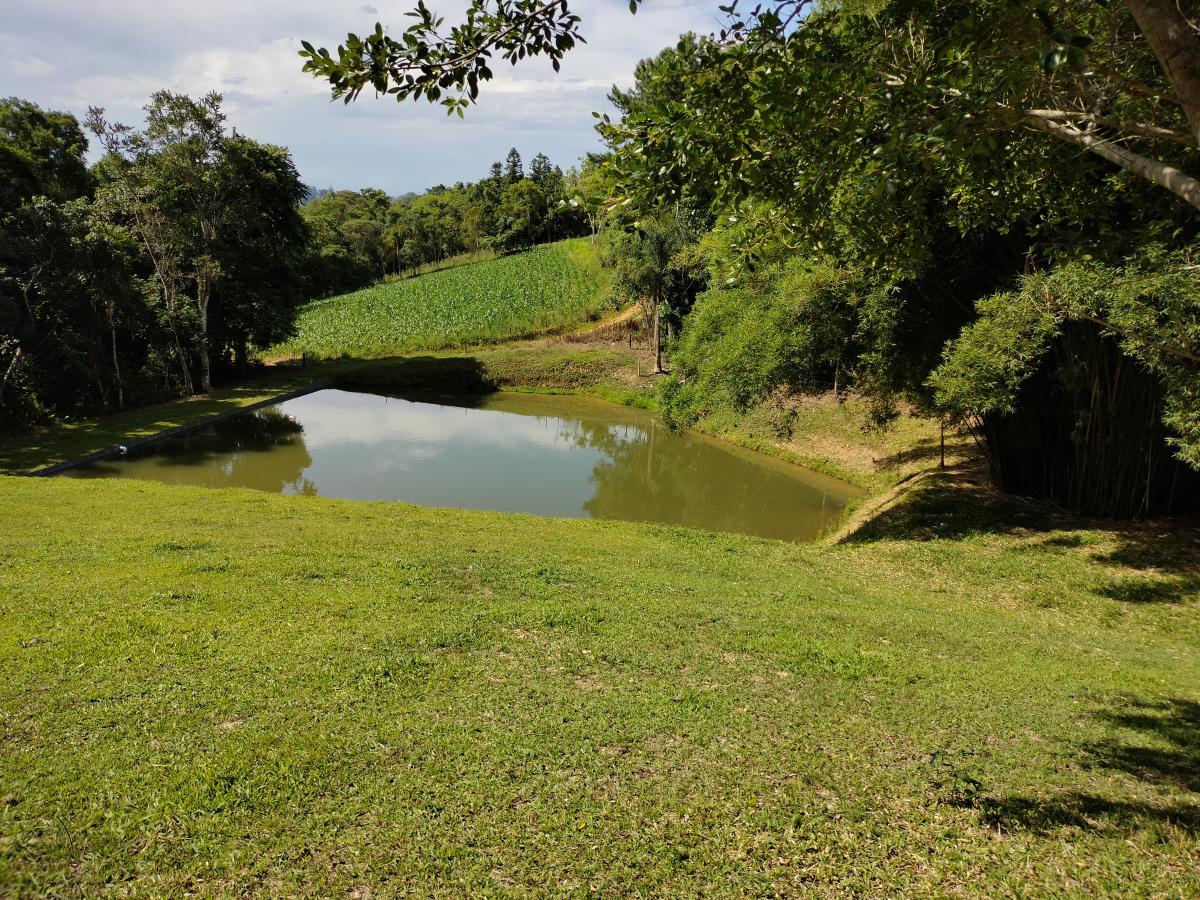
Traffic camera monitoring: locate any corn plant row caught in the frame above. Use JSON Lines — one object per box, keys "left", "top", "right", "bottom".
{"left": 272, "top": 239, "right": 605, "bottom": 359}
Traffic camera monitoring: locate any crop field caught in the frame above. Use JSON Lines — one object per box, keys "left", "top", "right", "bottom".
{"left": 272, "top": 238, "right": 608, "bottom": 359}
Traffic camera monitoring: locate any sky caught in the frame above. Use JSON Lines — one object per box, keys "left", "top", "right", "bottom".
{"left": 0, "top": 0, "right": 719, "bottom": 195}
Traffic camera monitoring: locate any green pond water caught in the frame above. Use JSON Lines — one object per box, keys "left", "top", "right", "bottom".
{"left": 62, "top": 389, "right": 863, "bottom": 541}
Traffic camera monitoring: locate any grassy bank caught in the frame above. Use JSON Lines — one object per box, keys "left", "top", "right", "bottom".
{"left": 1, "top": 474, "right": 1197, "bottom": 895}
{"left": 685, "top": 393, "right": 960, "bottom": 493}
{"left": 0, "top": 372, "right": 317, "bottom": 476}
{"left": 270, "top": 238, "right": 610, "bottom": 361}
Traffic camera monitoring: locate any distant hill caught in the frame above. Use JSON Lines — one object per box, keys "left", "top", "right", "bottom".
{"left": 302, "top": 185, "right": 335, "bottom": 205}
{"left": 302, "top": 185, "right": 421, "bottom": 205}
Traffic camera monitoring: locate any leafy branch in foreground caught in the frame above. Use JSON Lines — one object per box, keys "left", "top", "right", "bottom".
{"left": 298, "top": 1, "right": 822, "bottom": 115}
{"left": 300, "top": 0, "right": 594, "bottom": 116}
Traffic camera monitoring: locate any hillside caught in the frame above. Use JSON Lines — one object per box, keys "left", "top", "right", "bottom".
{"left": 271, "top": 239, "right": 609, "bottom": 360}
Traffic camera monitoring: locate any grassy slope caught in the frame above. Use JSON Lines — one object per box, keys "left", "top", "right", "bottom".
{"left": 1, "top": 474, "right": 1197, "bottom": 896}
{"left": 689, "top": 394, "right": 957, "bottom": 493}
{"left": 271, "top": 238, "right": 611, "bottom": 360}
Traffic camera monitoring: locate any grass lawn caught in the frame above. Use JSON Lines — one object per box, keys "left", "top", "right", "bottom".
{"left": 1, "top": 472, "right": 1197, "bottom": 895}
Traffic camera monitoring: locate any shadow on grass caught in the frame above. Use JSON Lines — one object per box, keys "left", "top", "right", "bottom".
{"left": 1089, "top": 699, "right": 1200, "bottom": 793}
{"left": 874, "top": 434, "right": 976, "bottom": 471}
{"left": 842, "top": 465, "right": 1073, "bottom": 543}
{"left": 983, "top": 793, "right": 1200, "bottom": 834}
{"left": 984, "top": 698, "right": 1200, "bottom": 835}
{"left": 841, "top": 465, "right": 1200, "bottom": 603}
{"left": 1093, "top": 578, "right": 1200, "bottom": 604}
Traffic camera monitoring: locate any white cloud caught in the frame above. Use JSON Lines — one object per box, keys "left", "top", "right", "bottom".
{"left": 1, "top": 0, "right": 717, "bottom": 192}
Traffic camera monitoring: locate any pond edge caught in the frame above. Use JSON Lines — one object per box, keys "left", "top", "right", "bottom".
{"left": 26, "top": 382, "right": 332, "bottom": 477}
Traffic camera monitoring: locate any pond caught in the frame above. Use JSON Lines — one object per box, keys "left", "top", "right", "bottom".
{"left": 61, "top": 389, "right": 863, "bottom": 541}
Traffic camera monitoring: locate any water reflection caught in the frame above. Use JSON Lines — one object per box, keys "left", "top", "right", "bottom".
{"left": 63, "top": 389, "right": 862, "bottom": 541}
{"left": 73, "top": 409, "right": 317, "bottom": 495}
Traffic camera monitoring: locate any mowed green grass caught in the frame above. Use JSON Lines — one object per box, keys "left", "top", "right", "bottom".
{"left": 272, "top": 239, "right": 609, "bottom": 360}
{"left": 2, "top": 474, "right": 1198, "bottom": 895}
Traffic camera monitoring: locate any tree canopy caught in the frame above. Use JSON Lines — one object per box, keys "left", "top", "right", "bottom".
{"left": 0, "top": 94, "right": 309, "bottom": 424}
{"left": 300, "top": 147, "right": 592, "bottom": 298}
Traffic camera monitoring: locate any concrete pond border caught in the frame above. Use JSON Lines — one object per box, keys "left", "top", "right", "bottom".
{"left": 27, "top": 382, "right": 331, "bottom": 477}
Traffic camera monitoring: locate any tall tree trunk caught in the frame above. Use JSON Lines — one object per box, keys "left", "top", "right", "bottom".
{"left": 195, "top": 273, "right": 212, "bottom": 393}
{"left": 1125, "top": 0, "right": 1200, "bottom": 145}
{"left": 0, "top": 346, "right": 23, "bottom": 405}
{"left": 110, "top": 320, "right": 124, "bottom": 410}
{"left": 651, "top": 296, "right": 664, "bottom": 374}
{"left": 165, "top": 289, "right": 194, "bottom": 395}
{"left": 198, "top": 341, "right": 211, "bottom": 393}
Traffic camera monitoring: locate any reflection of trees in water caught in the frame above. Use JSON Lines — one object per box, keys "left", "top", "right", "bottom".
{"left": 147, "top": 409, "right": 306, "bottom": 460}
{"left": 84, "top": 397, "right": 843, "bottom": 536}
{"left": 574, "top": 415, "right": 842, "bottom": 541}
{"left": 129, "top": 408, "right": 315, "bottom": 493}
{"left": 533, "top": 413, "right": 643, "bottom": 456}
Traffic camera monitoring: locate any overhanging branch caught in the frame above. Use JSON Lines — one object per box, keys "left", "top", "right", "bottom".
{"left": 1022, "top": 111, "right": 1200, "bottom": 211}
{"left": 1024, "top": 108, "right": 1193, "bottom": 145}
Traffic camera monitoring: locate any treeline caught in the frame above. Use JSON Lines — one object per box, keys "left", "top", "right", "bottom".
{"left": 303, "top": 148, "right": 595, "bottom": 297}
{"left": 0, "top": 92, "right": 308, "bottom": 423}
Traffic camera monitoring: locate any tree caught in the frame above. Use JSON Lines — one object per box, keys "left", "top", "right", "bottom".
{"left": 929, "top": 248, "right": 1200, "bottom": 516}
{"left": 0, "top": 99, "right": 112, "bottom": 418}
{"left": 496, "top": 178, "right": 548, "bottom": 250}
{"left": 89, "top": 92, "right": 228, "bottom": 393}
{"left": 603, "top": 208, "right": 705, "bottom": 374}
{"left": 560, "top": 156, "right": 613, "bottom": 242}
{"left": 503, "top": 147, "right": 524, "bottom": 183}
{"left": 302, "top": 189, "right": 390, "bottom": 294}
{"left": 529, "top": 152, "right": 552, "bottom": 186}
{"left": 211, "top": 137, "right": 309, "bottom": 370}
{"left": 88, "top": 91, "right": 306, "bottom": 394}
{"left": 0, "top": 97, "right": 90, "bottom": 209}
{"left": 0, "top": 198, "right": 118, "bottom": 413}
